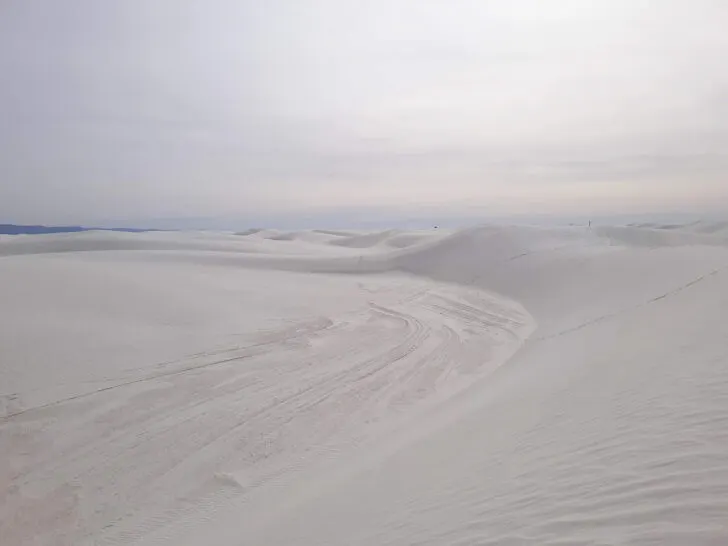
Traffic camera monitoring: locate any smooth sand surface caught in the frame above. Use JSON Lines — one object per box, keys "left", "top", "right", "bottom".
{"left": 3, "top": 224, "right": 728, "bottom": 545}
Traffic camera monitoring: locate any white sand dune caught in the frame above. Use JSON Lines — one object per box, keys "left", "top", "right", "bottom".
{"left": 3, "top": 224, "right": 728, "bottom": 545}
{"left": 631, "top": 219, "right": 728, "bottom": 239}
{"left": 312, "top": 228, "right": 361, "bottom": 237}
{"left": 328, "top": 229, "right": 403, "bottom": 248}
{"left": 236, "top": 228, "right": 344, "bottom": 244}
{"left": 681, "top": 220, "right": 728, "bottom": 237}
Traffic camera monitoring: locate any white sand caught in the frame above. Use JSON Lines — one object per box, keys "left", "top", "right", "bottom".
{"left": 2, "top": 224, "right": 728, "bottom": 545}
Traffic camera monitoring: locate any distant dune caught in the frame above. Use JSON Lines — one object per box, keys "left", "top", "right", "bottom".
{"left": 3, "top": 222, "right": 728, "bottom": 545}
{"left": 0, "top": 224, "right": 161, "bottom": 235}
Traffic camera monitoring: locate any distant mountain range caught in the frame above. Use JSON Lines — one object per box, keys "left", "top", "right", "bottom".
{"left": 0, "top": 224, "right": 162, "bottom": 235}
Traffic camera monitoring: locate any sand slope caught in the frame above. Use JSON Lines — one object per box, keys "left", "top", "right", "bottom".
{"left": 3, "top": 225, "right": 728, "bottom": 545}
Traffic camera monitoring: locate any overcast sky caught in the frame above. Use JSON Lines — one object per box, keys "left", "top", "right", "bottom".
{"left": 1, "top": 1, "right": 727, "bottom": 227}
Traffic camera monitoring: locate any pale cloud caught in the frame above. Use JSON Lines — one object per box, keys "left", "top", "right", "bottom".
{"left": 1, "top": 0, "right": 727, "bottom": 226}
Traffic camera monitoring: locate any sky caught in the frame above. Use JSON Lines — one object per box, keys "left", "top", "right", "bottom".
{"left": 1, "top": 0, "right": 727, "bottom": 228}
